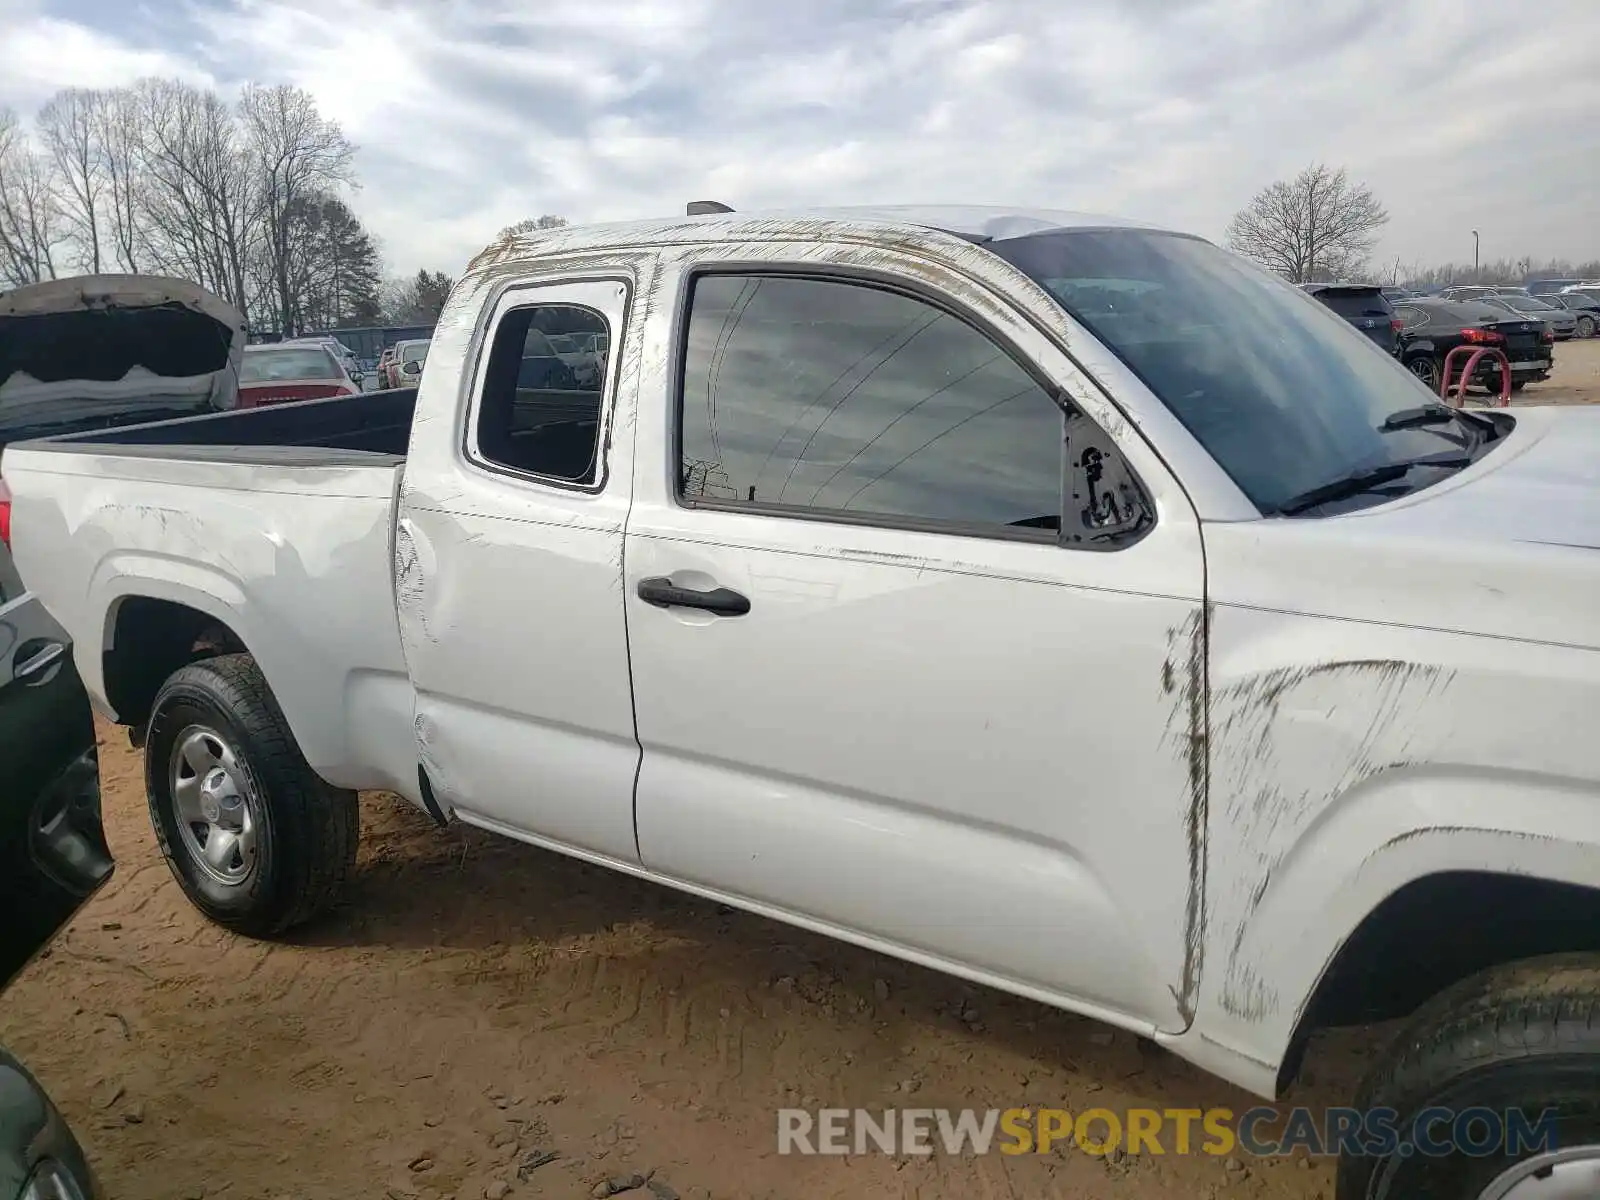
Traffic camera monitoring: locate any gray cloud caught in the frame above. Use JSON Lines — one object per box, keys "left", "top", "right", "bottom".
{"left": 1, "top": 0, "right": 1596, "bottom": 277}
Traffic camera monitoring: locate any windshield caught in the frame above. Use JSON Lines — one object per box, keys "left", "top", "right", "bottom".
{"left": 241, "top": 347, "right": 339, "bottom": 383}
{"left": 400, "top": 342, "right": 429, "bottom": 364}
{"left": 1508, "top": 296, "right": 1555, "bottom": 311}
{"left": 990, "top": 229, "right": 1487, "bottom": 514}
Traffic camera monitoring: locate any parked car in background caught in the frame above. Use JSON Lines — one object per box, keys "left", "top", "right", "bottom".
{"left": 1, "top": 275, "right": 246, "bottom": 603}
{"left": 1439, "top": 284, "right": 1503, "bottom": 302}
{"left": 1299, "top": 283, "right": 1401, "bottom": 354}
{"left": 392, "top": 338, "right": 431, "bottom": 386}
{"left": 1380, "top": 286, "right": 1419, "bottom": 302}
{"left": 1540, "top": 293, "right": 1600, "bottom": 338}
{"left": 375, "top": 345, "right": 399, "bottom": 388}
{"left": 1394, "top": 297, "right": 1555, "bottom": 391}
{"left": 238, "top": 343, "right": 362, "bottom": 407}
{"left": 1476, "top": 293, "right": 1579, "bottom": 340}
{"left": 1528, "top": 277, "right": 1586, "bottom": 296}
{"left": 546, "top": 332, "right": 604, "bottom": 388}
{"left": 288, "top": 337, "right": 363, "bottom": 388}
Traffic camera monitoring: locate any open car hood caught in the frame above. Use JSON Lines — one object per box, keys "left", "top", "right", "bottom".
{"left": 0, "top": 275, "right": 245, "bottom": 443}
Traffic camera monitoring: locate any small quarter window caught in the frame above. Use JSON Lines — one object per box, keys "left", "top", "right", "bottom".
{"left": 476, "top": 304, "right": 610, "bottom": 484}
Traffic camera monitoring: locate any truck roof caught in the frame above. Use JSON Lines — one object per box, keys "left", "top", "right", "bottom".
{"left": 468, "top": 205, "right": 1173, "bottom": 274}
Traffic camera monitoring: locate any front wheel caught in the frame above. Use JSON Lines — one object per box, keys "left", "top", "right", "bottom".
{"left": 1406, "top": 355, "right": 1441, "bottom": 393}
{"left": 145, "top": 653, "right": 358, "bottom": 937}
{"left": 1336, "top": 954, "right": 1600, "bottom": 1199}
{"left": 1576, "top": 315, "right": 1595, "bottom": 339}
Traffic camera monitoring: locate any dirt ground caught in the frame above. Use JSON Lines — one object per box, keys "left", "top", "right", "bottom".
{"left": 1512, "top": 331, "right": 1600, "bottom": 404}
{"left": 4, "top": 338, "right": 1597, "bottom": 1200}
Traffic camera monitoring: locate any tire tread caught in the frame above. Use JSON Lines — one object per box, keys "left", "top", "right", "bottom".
{"left": 147, "top": 653, "right": 358, "bottom": 936}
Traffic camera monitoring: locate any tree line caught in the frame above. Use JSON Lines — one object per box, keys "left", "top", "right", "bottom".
{"left": 0, "top": 79, "right": 468, "bottom": 334}
{"left": 1226, "top": 162, "right": 1595, "bottom": 289}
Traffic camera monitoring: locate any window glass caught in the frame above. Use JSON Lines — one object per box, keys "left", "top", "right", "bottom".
{"left": 1317, "top": 289, "right": 1392, "bottom": 319}
{"left": 990, "top": 230, "right": 1486, "bottom": 514}
{"left": 476, "top": 304, "right": 609, "bottom": 484}
{"left": 678, "top": 275, "right": 1064, "bottom": 533}
{"left": 240, "top": 347, "right": 339, "bottom": 383}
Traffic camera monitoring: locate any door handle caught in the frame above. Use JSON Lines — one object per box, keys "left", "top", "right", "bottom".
{"left": 14, "top": 640, "right": 66, "bottom": 683}
{"left": 636, "top": 577, "right": 751, "bottom": 617}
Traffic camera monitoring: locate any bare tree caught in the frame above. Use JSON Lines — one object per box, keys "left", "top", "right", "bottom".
{"left": 134, "top": 78, "right": 256, "bottom": 313}
{"left": 36, "top": 89, "right": 107, "bottom": 272}
{"left": 94, "top": 87, "right": 146, "bottom": 273}
{"left": 0, "top": 108, "right": 62, "bottom": 285}
{"left": 238, "top": 84, "right": 354, "bottom": 335}
{"left": 1226, "top": 164, "right": 1389, "bottom": 283}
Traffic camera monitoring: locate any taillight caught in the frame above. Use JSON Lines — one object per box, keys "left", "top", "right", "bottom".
{"left": 1390, "top": 318, "right": 1404, "bottom": 333}
{"left": 1461, "top": 327, "right": 1506, "bottom": 345}
{"left": 1542, "top": 328, "right": 1556, "bottom": 343}
{"left": 0, "top": 480, "right": 11, "bottom": 549}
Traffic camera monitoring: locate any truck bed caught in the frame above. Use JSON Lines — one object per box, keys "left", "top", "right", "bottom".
{"left": 2, "top": 386, "right": 422, "bottom": 802}
{"left": 19, "top": 387, "right": 417, "bottom": 466}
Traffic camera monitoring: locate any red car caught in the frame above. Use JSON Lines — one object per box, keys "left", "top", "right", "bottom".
{"left": 238, "top": 343, "right": 361, "bottom": 408}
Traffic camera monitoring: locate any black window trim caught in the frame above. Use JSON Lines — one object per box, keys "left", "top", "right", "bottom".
{"left": 459, "top": 275, "right": 632, "bottom": 497}
{"left": 666, "top": 260, "right": 1154, "bottom": 550}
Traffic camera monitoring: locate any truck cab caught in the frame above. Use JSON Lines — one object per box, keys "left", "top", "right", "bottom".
{"left": 6, "top": 208, "right": 1600, "bottom": 1200}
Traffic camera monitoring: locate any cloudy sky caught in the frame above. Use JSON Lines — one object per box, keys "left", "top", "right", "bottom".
{"left": 2, "top": 0, "right": 1597, "bottom": 279}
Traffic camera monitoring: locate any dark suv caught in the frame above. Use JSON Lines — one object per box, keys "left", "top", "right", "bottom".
{"left": 1299, "top": 283, "right": 1401, "bottom": 355}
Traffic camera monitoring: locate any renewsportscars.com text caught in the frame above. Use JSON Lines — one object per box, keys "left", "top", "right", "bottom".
{"left": 776, "top": 1105, "right": 1558, "bottom": 1159}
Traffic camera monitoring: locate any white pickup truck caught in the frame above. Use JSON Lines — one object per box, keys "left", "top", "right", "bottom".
{"left": 6, "top": 207, "right": 1600, "bottom": 1198}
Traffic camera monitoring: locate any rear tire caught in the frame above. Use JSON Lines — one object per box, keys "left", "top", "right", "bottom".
{"left": 1336, "top": 954, "right": 1600, "bottom": 1200}
{"left": 145, "top": 653, "right": 358, "bottom": 936}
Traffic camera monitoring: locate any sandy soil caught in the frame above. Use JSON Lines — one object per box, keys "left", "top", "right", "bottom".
{"left": 2, "top": 729, "right": 1383, "bottom": 1200}
{"left": 3, "top": 340, "right": 1595, "bottom": 1200}
{"left": 1512, "top": 332, "right": 1600, "bottom": 404}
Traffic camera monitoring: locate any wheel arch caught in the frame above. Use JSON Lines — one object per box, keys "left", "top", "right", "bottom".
{"left": 1277, "top": 870, "right": 1600, "bottom": 1092}
{"left": 103, "top": 592, "right": 251, "bottom": 730}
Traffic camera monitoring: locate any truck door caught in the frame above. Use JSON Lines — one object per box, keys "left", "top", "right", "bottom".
{"left": 623, "top": 252, "right": 1207, "bottom": 1032}
{"left": 0, "top": 556, "right": 111, "bottom": 989}
{"left": 393, "top": 278, "right": 642, "bottom": 863}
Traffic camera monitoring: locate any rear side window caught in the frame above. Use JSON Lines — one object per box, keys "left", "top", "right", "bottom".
{"left": 677, "top": 274, "right": 1067, "bottom": 536}
{"left": 476, "top": 304, "right": 609, "bottom": 485}
{"left": 1317, "top": 290, "right": 1393, "bottom": 319}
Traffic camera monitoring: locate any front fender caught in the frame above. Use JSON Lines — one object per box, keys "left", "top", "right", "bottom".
{"left": 1167, "top": 601, "right": 1600, "bottom": 1097}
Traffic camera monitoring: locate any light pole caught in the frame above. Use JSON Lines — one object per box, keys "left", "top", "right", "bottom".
{"left": 1472, "top": 229, "right": 1480, "bottom": 278}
